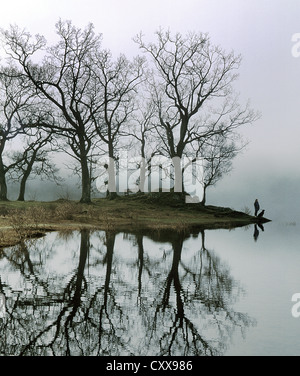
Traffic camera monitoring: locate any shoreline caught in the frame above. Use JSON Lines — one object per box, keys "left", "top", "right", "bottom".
{"left": 0, "top": 196, "right": 271, "bottom": 248}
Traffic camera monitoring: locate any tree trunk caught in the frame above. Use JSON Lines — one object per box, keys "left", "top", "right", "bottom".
{"left": 136, "top": 234, "right": 144, "bottom": 296}
{"left": 17, "top": 176, "right": 27, "bottom": 201}
{"left": 0, "top": 162, "right": 8, "bottom": 201}
{"left": 73, "top": 229, "right": 90, "bottom": 305}
{"left": 80, "top": 155, "right": 91, "bottom": 203}
{"left": 139, "top": 157, "right": 146, "bottom": 193}
{"left": 139, "top": 141, "right": 146, "bottom": 193}
{"left": 200, "top": 229, "right": 205, "bottom": 250}
{"left": 200, "top": 186, "right": 207, "bottom": 206}
{"left": 103, "top": 232, "right": 115, "bottom": 306}
{"left": 77, "top": 130, "right": 92, "bottom": 204}
{"left": 17, "top": 161, "right": 34, "bottom": 201}
{"left": 173, "top": 156, "right": 183, "bottom": 193}
{"left": 107, "top": 143, "right": 117, "bottom": 200}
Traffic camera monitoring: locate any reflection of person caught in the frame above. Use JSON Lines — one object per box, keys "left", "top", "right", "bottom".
{"left": 253, "top": 224, "right": 259, "bottom": 241}
{"left": 253, "top": 223, "right": 265, "bottom": 242}
{"left": 254, "top": 199, "right": 260, "bottom": 216}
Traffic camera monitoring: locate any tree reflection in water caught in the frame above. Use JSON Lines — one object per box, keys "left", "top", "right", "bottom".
{"left": 0, "top": 228, "right": 255, "bottom": 356}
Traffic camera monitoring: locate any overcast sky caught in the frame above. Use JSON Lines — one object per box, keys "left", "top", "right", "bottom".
{"left": 1, "top": 0, "right": 299, "bottom": 217}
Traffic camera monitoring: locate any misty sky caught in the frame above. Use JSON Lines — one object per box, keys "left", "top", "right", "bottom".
{"left": 1, "top": 0, "right": 299, "bottom": 220}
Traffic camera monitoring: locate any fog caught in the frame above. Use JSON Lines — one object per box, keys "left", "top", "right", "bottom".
{"left": 1, "top": 0, "right": 300, "bottom": 223}
{"left": 209, "top": 160, "right": 300, "bottom": 223}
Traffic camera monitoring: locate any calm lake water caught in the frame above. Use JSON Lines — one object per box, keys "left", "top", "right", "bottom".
{"left": 0, "top": 220, "right": 299, "bottom": 356}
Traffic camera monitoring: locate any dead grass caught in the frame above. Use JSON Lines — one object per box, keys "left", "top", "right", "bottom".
{"left": 0, "top": 195, "right": 267, "bottom": 248}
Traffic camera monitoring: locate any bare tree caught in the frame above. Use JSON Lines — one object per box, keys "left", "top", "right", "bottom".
{"left": 1, "top": 20, "right": 103, "bottom": 203}
{"left": 0, "top": 66, "right": 35, "bottom": 200}
{"left": 123, "top": 99, "right": 159, "bottom": 193}
{"left": 10, "top": 129, "right": 60, "bottom": 201}
{"left": 199, "top": 135, "right": 243, "bottom": 205}
{"left": 135, "top": 30, "right": 259, "bottom": 193}
{"left": 92, "top": 50, "right": 145, "bottom": 198}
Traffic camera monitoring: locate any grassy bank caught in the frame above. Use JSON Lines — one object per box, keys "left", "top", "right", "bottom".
{"left": 0, "top": 193, "right": 271, "bottom": 248}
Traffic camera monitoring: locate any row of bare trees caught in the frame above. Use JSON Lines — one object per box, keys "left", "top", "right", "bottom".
{"left": 0, "top": 20, "right": 259, "bottom": 203}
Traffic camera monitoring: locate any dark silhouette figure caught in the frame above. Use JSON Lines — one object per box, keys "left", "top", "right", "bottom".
{"left": 253, "top": 225, "right": 259, "bottom": 241}
{"left": 253, "top": 222, "right": 265, "bottom": 242}
{"left": 254, "top": 199, "right": 260, "bottom": 216}
{"left": 257, "top": 210, "right": 265, "bottom": 218}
